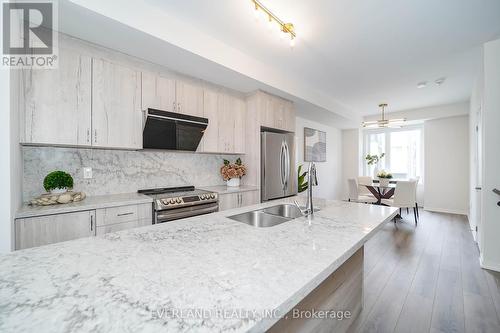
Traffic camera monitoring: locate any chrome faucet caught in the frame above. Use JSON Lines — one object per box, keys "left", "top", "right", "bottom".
{"left": 295, "top": 162, "right": 319, "bottom": 216}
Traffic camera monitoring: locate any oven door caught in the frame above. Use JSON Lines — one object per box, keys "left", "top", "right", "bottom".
{"left": 155, "top": 202, "right": 219, "bottom": 223}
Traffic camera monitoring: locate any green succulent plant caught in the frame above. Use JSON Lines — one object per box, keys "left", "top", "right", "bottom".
{"left": 43, "top": 171, "right": 74, "bottom": 192}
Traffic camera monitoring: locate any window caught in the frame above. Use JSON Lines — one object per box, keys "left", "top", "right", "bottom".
{"left": 363, "top": 126, "right": 423, "bottom": 180}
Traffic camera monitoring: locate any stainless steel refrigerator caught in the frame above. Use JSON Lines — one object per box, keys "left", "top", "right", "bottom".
{"left": 261, "top": 131, "right": 296, "bottom": 201}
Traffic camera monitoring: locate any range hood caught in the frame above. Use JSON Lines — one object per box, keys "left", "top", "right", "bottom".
{"left": 143, "top": 109, "right": 208, "bottom": 151}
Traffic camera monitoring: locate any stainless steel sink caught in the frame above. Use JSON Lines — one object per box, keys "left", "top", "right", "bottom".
{"left": 228, "top": 210, "right": 291, "bottom": 228}
{"left": 263, "top": 204, "right": 304, "bottom": 219}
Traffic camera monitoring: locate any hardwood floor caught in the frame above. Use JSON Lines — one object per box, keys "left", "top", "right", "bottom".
{"left": 348, "top": 210, "right": 500, "bottom": 333}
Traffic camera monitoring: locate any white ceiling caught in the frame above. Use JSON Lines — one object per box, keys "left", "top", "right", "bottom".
{"left": 143, "top": 0, "right": 500, "bottom": 115}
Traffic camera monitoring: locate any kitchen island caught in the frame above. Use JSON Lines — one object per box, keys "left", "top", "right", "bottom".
{"left": 0, "top": 197, "right": 397, "bottom": 333}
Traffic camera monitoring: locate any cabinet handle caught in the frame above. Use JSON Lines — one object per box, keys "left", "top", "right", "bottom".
{"left": 117, "top": 212, "right": 134, "bottom": 217}
{"left": 94, "top": 129, "right": 97, "bottom": 143}
{"left": 178, "top": 102, "right": 181, "bottom": 112}
{"left": 173, "top": 101, "right": 176, "bottom": 112}
{"left": 90, "top": 215, "right": 94, "bottom": 232}
{"left": 86, "top": 129, "right": 90, "bottom": 143}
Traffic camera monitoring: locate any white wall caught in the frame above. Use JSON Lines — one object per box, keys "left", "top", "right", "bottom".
{"left": 479, "top": 38, "right": 500, "bottom": 271}
{"left": 295, "top": 117, "right": 342, "bottom": 200}
{"left": 341, "top": 129, "right": 361, "bottom": 199}
{"left": 424, "top": 115, "right": 470, "bottom": 215}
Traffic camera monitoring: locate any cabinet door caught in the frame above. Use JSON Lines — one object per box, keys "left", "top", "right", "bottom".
{"left": 96, "top": 218, "right": 151, "bottom": 236}
{"left": 199, "top": 89, "right": 221, "bottom": 153}
{"left": 176, "top": 80, "right": 203, "bottom": 117}
{"left": 21, "top": 47, "right": 92, "bottom": 145}
{"left": 240, "top": 190, "right": 260, "bottom": 207}
{"left": 233, "top": 97, "right": 246, "bottom": 154}
{"left": 141, "top": 71, "right": 176, "bottom": 112}
{"left": 218, "top": 94, "right": 235, "bottom": 153}
{"left": 273, "top": 98, "right": 286, "bottom": 130}
{"left": 284, "top": 101, "right": 296, "bottom": 132}
{"left": 15, "top": 210, "right": 95, "bottom": 250}
{"left": 92, "top": 59, "right": 142, "bottom": 149}
{"left": 261, "top": 93, "right": 275, "bottom": 128}
{"left": 218, "top": 193, "right": 239, "bottom": 211}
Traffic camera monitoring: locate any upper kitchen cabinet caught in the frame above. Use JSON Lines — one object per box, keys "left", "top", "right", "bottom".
{"left": 141, "top": 71, "right": 176, "bottom": 112}
{"left": 92, "top": 59, "right": 142, "bottom": 149}
{"left": 256, "top": 91, "right": 295, "bottom": 132}
{"left": 176, "top": 80, "right": 204, "bottom": 117}
{"left": 199, "top": 88, "right": 220, "bottom": 153}
{"left": 20, "top": 46, "right": 92, "bottom": 146}
{"left": 233, "top": 97, "right": 246, "bottom": 154}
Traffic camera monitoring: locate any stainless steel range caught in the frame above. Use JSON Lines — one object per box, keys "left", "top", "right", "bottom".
{"left": 138, "top": 186, "right": 219, "bottom": 224}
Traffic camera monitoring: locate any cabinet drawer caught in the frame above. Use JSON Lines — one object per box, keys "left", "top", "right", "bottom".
{"left": 96, "top": 203, "right": 151, "bottom": 226}
{"left": 96, "top": 218, "right": 151, "bottom": 235}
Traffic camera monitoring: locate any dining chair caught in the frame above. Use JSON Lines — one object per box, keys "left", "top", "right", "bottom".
{"left": 357, "top": 176, "right": 375, "bottom": 197}
{"left": 348, "top": 179, "right": 378, "bottom": 204}
{"left": 381, "top": 180, "right": 418, "bottom": 225}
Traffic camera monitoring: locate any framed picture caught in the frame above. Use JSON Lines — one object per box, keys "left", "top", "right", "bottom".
{"left": 304, "top": 127, "right": 326, "bottom": 162}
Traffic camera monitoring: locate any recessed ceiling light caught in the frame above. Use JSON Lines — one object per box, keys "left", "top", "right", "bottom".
{"left": 417, "top": 82, "right": 427, "bottom": 89}
{"left": 435, "top": 77, "right": 446, "bottom": 86}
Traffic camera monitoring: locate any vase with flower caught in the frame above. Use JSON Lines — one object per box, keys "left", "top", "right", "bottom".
{"left": 220, "top": 158, "right": 246, "bottom": 187}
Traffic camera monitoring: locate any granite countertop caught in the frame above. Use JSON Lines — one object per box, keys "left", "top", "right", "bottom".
{"left": 1, "top": 197, "right": 397, "bottom": 333}
{"left": 16, "top": 192, "right": 153, "bottom": 219}
{"left": 199, "top": 185, "right": 260, "bottom": 194}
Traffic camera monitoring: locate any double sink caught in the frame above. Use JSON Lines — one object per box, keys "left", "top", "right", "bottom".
{"left": 228, "top": 204, "right": 317, "bottom": 227}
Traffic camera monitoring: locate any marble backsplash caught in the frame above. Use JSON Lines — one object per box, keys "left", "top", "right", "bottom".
{"left": 22, "top": 147, "right": 239, "bottom": 202}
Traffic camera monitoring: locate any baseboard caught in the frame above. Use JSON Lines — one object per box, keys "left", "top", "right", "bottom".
{"left": 480, "top": 255, "right": 500, "bottom": 272}
{"left": 423, "top": 207, "right": 468, "bottom": 216}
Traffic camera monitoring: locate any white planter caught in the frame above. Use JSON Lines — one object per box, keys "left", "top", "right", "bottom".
{"left": 226, "top": 178, "right": 240, "bottom": 187}
{"left": 50, "top": 187, "right": 68, "bottom": 194}
{"left": 378, "top": 178, "right": 390, "bottom": 187}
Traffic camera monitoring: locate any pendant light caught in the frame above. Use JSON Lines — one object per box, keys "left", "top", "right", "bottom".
{"left": 362, "top": 103, "right": 406, "bottom": 128}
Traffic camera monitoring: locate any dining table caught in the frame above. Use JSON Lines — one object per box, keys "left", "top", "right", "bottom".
{"left": 363, "top": 182, "right": 397, "bottom": 205}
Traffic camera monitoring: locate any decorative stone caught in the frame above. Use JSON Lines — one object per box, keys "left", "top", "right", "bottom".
{"left": 29, "top": 191, "right": 86, "bottom": 206}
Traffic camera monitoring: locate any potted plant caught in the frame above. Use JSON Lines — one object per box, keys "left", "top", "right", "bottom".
{"left": 297, "top": 164, "right": 308, "bottom": 193}
{"left": 376, "top": 170, "right": 393, "bottom": 187}
{"left": 43, "top": 171, "right": 74, "bottom": 194}
{"left": 365, "top": 153, "right": 385, "bottom": 178}
{"left": 220, "top": 158, "right": 246, "bottom": 187}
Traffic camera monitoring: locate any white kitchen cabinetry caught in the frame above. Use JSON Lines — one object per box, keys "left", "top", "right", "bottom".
{"left": 218, "top": 190, "right": 260, "bottom": 211}
{"left": 95, "top": 203, "right": 152, "bottom": 235}
{"left": 217, "top": 93, "right": 247, "bottom": 154}
{"left": 15, "top": 203, "right": 152, "bottom": 250}
{"left": 258, "top": 91, "right": 295, "bottom": 132}
{"left": 92, "top": 59, "right": 142, "bottom": 149}
{"left": 176, "top": 80, "right": 204, "bottom": 117}
{"left": 199, "top": 88, "right": 220, "bottom": 153}
{"left": 15, "top": 210, "right": 96, "bottom": 250}
{"left": 233, "top": 98, "right": 246, "bottom": 154}
{"left": 141, "top": 71, "right": 176, "bottom": 112}
{"left": 20, "top": 46, "right": 92, "bottom": 145}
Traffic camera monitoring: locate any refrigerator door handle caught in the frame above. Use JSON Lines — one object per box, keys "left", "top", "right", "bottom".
{"left": 280, "top": 141, "right": 285, "bottom": 190}
{"left": 284, "top": 141, "right": 290, "bottom": 190}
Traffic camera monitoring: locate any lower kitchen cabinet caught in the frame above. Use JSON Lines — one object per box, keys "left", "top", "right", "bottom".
{"left": 15, "top": 203, "right": 153, "bottom": 250}
{"left": 95, "top": 203, "right": 152, "bottom": 235}
{"left": 15, "top": 210, "right": 96, "bottom": 250}
{"left": 218, "top": 190, "right": 260, "bottom": 211}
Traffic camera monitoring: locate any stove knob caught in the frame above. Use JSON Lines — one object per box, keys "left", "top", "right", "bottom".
{"left": 176, "top": 198, "right": 182, "bottom": 204}
{"left": 161, "top": 199, "right": 169, "bottom": 205}
{"left": 169, "top": 199, "right": 176, "bottom": 204}
{"left": 211, "top": 194, "right": 216, "bottom": 199}
{"left": 200, "top": 194, "right": 206, "bottom": 200}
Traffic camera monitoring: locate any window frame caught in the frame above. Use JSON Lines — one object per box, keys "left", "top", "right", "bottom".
{"left": 363, "top": 124, "right": 424, "bottom": 180}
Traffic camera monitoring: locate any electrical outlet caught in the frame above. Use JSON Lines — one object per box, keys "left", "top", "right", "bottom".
{"left": 83, "top": 167, "right": 93, "bottom": 179}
